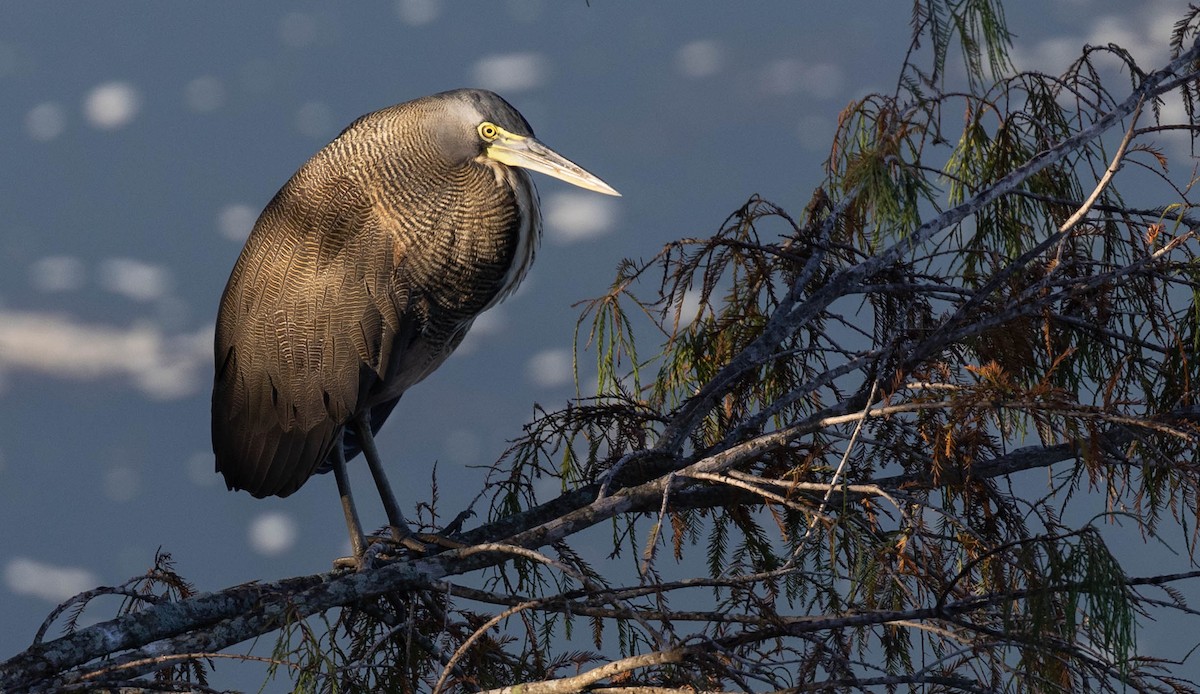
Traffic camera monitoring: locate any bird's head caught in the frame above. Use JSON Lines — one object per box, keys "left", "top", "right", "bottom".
{"left": 428, "top": 88, "right": 620, "bottom": 197}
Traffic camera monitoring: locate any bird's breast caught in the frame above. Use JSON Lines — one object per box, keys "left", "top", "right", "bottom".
{"left": 380, "top": 162, "right": 539, "bottom": 320}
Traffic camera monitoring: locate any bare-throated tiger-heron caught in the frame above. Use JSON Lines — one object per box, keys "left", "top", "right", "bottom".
{"left": 212, "top": 89, "right": 618, "bottom": 564}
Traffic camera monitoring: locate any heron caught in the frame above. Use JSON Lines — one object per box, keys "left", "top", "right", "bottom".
{"left": 212, "top": 89, "right": 618, "bottom": 565}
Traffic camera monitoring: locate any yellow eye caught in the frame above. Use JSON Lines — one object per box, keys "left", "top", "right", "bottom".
{"left": 478, "top": 122, "right": 500, "bottom": 141}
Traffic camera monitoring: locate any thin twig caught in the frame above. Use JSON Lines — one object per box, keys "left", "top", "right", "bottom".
{"left": 640, "top": 471, "right": 678, "bottom": 576}
{"left": 791, "top": 381, "right": 880, "bottom": 561}
{"left": 1057, "top": 95, "right": 1145, "bottom": 236}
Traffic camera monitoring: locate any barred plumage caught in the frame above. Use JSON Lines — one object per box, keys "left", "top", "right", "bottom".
{"left": 211, "top": 89, "right": 617, "bottom": 563}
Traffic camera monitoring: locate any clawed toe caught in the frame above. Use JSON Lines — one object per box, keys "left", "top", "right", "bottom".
{"left": 364, "top": 531, "right": 429, "bottom": 555}
{"left": 333, "top": 526, "right": 467, "bottom": 570}
{"left": 370, "top": 528, "right": 462, "bottom": 553}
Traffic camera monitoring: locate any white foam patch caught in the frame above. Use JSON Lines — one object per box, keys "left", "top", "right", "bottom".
{"left": 672, "top": 288, "right": 705, "bottom": 329}
{"left": 84, "top": 81, "right": 140, "bottom": 130}
{"left": 217, "top": 203, "right": 259, "bottom": 242}
{"left": 526, "top": 348, "right": 573, "bottom": 388}
{"left": 1087, "top": 15, "right": 1158, "bottom": 67}
{"left": 396, "top": 0, "right": 440, "bottom": 25}
{"left": 296, "top": 101, "right": 335, "bottom": 138}
{"left": 0, "top": 310, "right": 211, "bottom": 400}
{"left": 248, "top": 511, "right": 298, "bottom": 556}
{"left": 1147, "top": 8, "right": 1183, "bottom": 58}
{"left": 184, "top": 76, "right": 226, "bottom": 113}
{"left": 761, "top": 59, "right": 843, "bottom": 100}
{"left": 103, "top": 466, "right": 141, "bottom": 503}
{"left": 30, "top": 256, "right": 85, "bottom": 292}
{"left": 26, "top": 102, "right": 66, "bottom": 141}
{"left": 676, "top": 39, "right": 723, "bottom": 78}
{"left": 280, "top": 12, "right": 318, "bottom": 48}
{"left": 544, "top": 192, "right": 618, "bottom": 243}
{"left": 5, "top": 557, "right": 97, "bottom": 603}
{"left": 797, "top": 63, "right": 843, "bottom": 100}
{"left": 471, "top": 52, "right": 547, "bottom": 93}
{"left": 1014, "top": 12, "right": 1171, "bottom": 75}
{"left": 99, "top": 258, "right": 171, "bottom": 302}
{"left": 1011, "top": 36, "right": 1080, "bottom": 73}
{"left": 1156, "top": 92, "right": 1193, "bottom": 151}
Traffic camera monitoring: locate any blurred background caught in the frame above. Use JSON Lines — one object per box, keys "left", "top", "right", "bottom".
{"left": 1, "top": 0, "right": 1196, "bottom": 683}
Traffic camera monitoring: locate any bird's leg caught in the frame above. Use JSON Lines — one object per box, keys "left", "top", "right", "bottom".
{"left": 332, "top": 439, "right": 369, "bottom": 569}
{"left": 353, "top": 412, "right": 425, "bottom": 551}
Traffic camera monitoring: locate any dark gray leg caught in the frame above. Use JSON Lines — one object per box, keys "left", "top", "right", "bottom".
{"left": 353, "top": 411, "right": 414, "bottom": 543}
{"left": 332, "top": 439, "right": 367, "bottom": 564}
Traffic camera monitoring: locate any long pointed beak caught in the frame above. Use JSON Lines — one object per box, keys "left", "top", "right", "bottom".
{"left": 487, "top": 134, "right": 620, "bottom": 197}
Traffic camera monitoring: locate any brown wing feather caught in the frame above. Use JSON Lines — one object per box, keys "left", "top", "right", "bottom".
{"left": 212, "top": 165, "right": 416, "bottom": 498}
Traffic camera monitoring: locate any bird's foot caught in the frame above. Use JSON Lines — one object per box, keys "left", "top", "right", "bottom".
{"left": 330, "top": 528, "right": 415, "bottom": 571}
{"left": 332, "top": 554, "right": 369, "bottom": 571}
{"left": 442, "top": 508, "right": 476, "bottom": 536}
{"left": 331, "top": 537, "right": 412, "bottom": 571}
{"left": 370, "top": 528, "right": 433, "bottom": 554}
{"left": 368, "top": 526, "right": 465, "bottom": 553}
{"left": 413, "top": 532, "right": 466, "bottom": 550}
{"left": 332, "top": 526, "right": 466, "bottom": 570}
